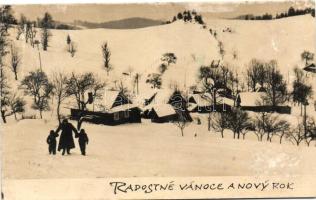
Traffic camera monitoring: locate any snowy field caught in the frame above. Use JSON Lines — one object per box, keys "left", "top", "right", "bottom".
{"left": 2, "top": 115, "right": 316, "bottom": 179}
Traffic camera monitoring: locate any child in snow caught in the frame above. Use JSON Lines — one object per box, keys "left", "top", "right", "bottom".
{"left": 77, "top": 129, "right": 89, "bottom": 156}
{"left": 46, "top": 130, "right": 59, "bottom": 155}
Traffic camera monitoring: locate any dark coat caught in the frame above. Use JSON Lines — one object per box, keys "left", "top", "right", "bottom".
{"left": 77, "top": 132, "right": 89, "bottom": 145}
{"left": 46, "top": 132, "right": 59, "bottom": 145}
{"left": 56, "top": 122, "right": 78, "bottom": 151}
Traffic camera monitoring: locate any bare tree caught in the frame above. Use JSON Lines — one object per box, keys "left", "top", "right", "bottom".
{"left": 198, "top": 63, "right": 225, "bottom": 131}
{"left": 301, "top": 50, "right": 314, "bottom": 66}
{"left": 0, "top": 92, "right": 25, "bottom": 122}
{"left": 101, "top": 42, "right": 111, "bottom": 75}
{"left": 252, "top": 112, "right": 267, "bottom": 141}
{"left": 10, "top": 44, "right": 21, "bottom": 80}
{"left": 305, "top": 118, "right": 316, "bottom": 146}
{"left": 227, "top": 108, "right": 251, "bottom": 139}
{"left": 252, "top": 110, "right": 289, "bottom": 142}
{"left": 161, "top": 53, "right": 177, "bottom": 66}
{"left": 264, "top": 60, "right": 287, "bottom": 107}
{"left": 159, "top": 63, "right": 168, "bottom": 74}
{"left": 146, "top": 73, "right": 162, "bottom": 89}
{"left": 287, "top": 124, "right": 306, "bottom": 146}
{"left": 16, "top": 14, "right": 27, "bottom": 41}
{"left": 40, "top": 12, "right": 54, "bottom": 51}
{"left": 133, "top": 73, "right": 141, "bottom": 95}
{"left": 292, "top": 80, "right": 313, "bottom": 114}
{"left": 173, "top": 114, "right": 190, "bottom": 137}
{"left": 66, "top": 34, "right": 71, "bottom": 50}
{"left": 52, "top": 72, "right": 68, "bottom": 124}
{"left": 26, "top": 21, "right": 37, "bottom": 47}
{"left": 117, "top": 80, "right": 129, "bottom": 95}
{"left": 292, "top": 67, "right": 313, "bottom": 117}
{"left": 0, "top": 13, "right": 11, "bottom": 123}
{"left": 246, "top": 59, "right": 266, "bottom": 91}
{"left": 265, "top": 115, "right": 289, "bottom": 142}
{"left": 198, "top": 63, "right": 223, "bottom": 92}
{"left": 21, "top": 70, "right": 54, "bottom": 118}
{"left": 198, "top": 65, "right": 214, "bottom": 93}
{"left": 0, "top": 70, "right": 10, "bottom": 123}
{"left": 211, "top": 112, "right": 229, "bottom": 138}
{"left": 41, "top": 27, "right": 51, "bottom": 51}
{"left": 8, "top": 93, "right": 26, "bottom": 120}
{"left": 278, "top": 129, "right": 291, "bottom": 144}
{"left": 218, "top": 41, "right": 225, "bottom": 59}
{"left": 66, "top": 72, "right": 106, "bottom": 111}
{"left": 68, "top": 41, "right": 77, "bottom": 57}
{"left": 0, "top": 6, "right": 16, "bottom": 33}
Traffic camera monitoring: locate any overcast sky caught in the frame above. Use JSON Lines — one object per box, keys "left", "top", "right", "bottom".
{"left": 11, "top": 1, "right": 314, "bottom": 23}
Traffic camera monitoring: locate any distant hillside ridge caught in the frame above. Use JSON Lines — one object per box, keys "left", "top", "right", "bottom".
{"left": 73, "top": 17, "right": 164, "bottom": 29}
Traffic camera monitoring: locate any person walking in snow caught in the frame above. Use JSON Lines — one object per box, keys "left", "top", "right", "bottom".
{"left": 76, "top": 129, "right": 89, "bottom": 156}
{"left": 46, "top": 130, "right": 59, "bottom": 155}
{"left": 56, "top": 119, "right": 78, "bottom": 155}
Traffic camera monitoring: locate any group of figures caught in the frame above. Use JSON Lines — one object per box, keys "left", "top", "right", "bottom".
{"left": 46, "top": 119, "right": 89, "bottom": 156}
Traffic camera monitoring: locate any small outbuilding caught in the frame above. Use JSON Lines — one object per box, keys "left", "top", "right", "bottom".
{"left": 303, "top": 63, "right": 316, "bottom": 73}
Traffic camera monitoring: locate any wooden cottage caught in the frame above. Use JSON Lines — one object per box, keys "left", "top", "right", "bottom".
{"left": 188, "top": 93, "right": 212, "bottom": 113}
{"left": 149, "top": 104, "right": 178, "bottom": 123}
{"left": 71, "top": 90, "right": 141, "bottom": 126}
{"left": 143, "top": 90, "right": 192, "bottom": 123}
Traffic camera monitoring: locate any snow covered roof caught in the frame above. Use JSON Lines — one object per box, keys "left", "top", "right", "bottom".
{"left": 103, "top": 90, "right": 132, "bottom": 110}
{"left": 304, "top": 63, "right": 316, "bottom": 73}
{"left": 143, "top": 89, "right": 185, "bottom": 110}
{"left": 187, "top": 103, "right": 198, "bottom": 111}
{"left": 135, "top": 91, "right": 158, "bottom": 109}
{"left": 217, "top": 96, "right": 235, "bottom": 106}
{"left": 103, "top": 90, "right": 121, "bottom": 109}
{"left": 109, "top": 104, "right": 140, "bottom": 113}
{"left": 238, "top": 92, "right": 266, "bottom": 107}
{"left": 189, "top": 93, "right": 212, "bottom": 106}
{"left": 153, "top": 89, "right": 177, "bottom": 104}
{"left": 152, "top": 104, "right": 176, "bottom": 117}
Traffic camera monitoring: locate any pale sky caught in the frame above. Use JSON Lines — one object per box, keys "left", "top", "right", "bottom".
{"left": 11, "top": 1, "right": 315, "bottom": 23}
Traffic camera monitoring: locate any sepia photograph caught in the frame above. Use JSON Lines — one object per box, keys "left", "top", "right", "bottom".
{"left": 0, "top": 0, "right": 316, "bottom": 199}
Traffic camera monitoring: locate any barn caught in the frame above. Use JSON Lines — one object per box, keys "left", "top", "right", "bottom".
{"left": 237, "top": 92, "right": 291, "bottom": 114}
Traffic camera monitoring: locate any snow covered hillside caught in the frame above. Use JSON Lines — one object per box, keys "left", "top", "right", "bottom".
{"left": 2, "top": 14, "right": 316, "bottom": 180}
{"left": 7, "top": 15, "right": 316, "bottom": 95}
{"left": 9, "top": 21, "right": 220, "bottom": 92}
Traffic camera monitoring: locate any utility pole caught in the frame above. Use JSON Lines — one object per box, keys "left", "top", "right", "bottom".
{"left": 303, "top": 100, "right": 309, "bottom": 138}
{"left": 35, "top": 41, "right": 42, "bottom": 71}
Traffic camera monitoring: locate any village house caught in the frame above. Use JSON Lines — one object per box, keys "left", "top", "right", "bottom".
{"left": 70, "top": 90, "right": 141, "bottom": 126}
{"left": 142, "top": 90, "right": 192, "bottom": 123}
{"left": 188, "top": 92, "right": 234, "bottom": 113}
{"left": 236, "top": 92, "right": 291, "bottom": 114}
